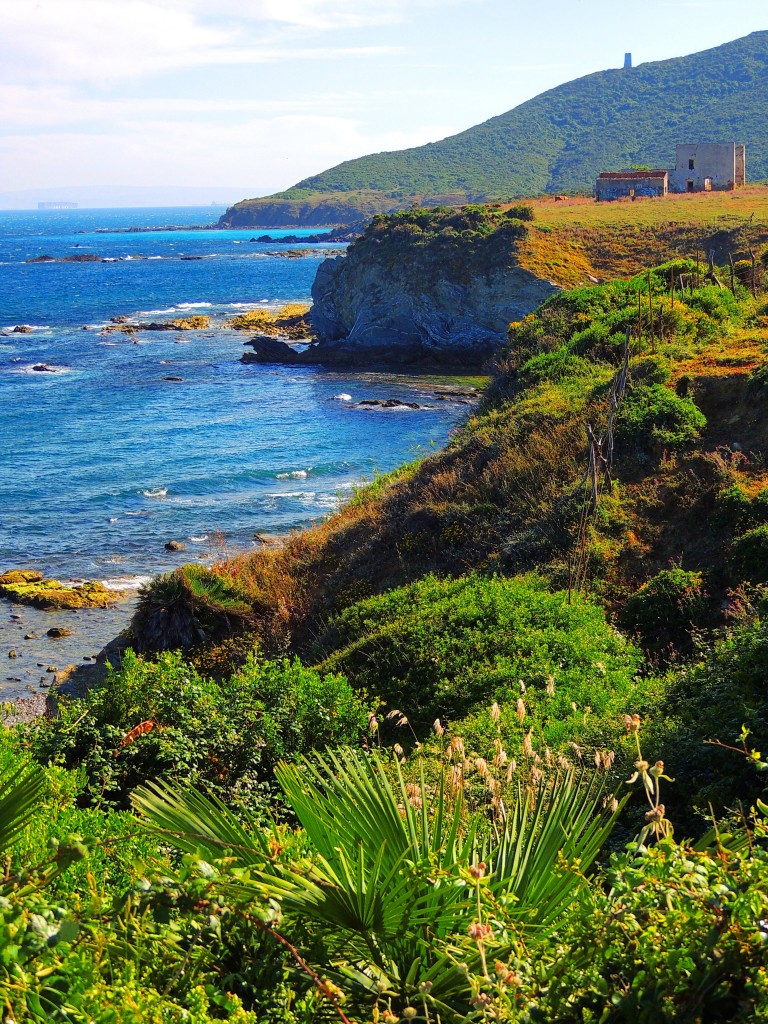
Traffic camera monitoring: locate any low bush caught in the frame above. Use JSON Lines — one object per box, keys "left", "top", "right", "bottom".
{"left": 731, "top": 524, "right": 768, "bottom": 583}
{"left": 620, "top": 567, "right": 709, "bottom": 650}
{"left": 616, "top": 381, "right": 706, "bottom": 450}
{"left": 649, "top": 616, "right": 768, "bottom": 825}
{"left": 29, "top": 650, "right": 373, "bottom": 810}
{"left": 313, "top": 572, "right": 642, "bottom": 741}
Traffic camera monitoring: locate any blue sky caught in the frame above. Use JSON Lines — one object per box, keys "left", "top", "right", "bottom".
{"left": 0, "top": 0, "right": 765, "bottom": 201}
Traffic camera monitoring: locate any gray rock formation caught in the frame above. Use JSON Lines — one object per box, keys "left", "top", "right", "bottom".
{"left": 308, "top": 251, "right": 560, "bottom": 369}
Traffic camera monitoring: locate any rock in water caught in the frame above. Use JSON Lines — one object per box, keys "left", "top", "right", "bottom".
{"left": 165, "top": 540, "right": 186, "bottom": 551}
{"left": 47, "top": 627, "right": 74, "bottom": 638}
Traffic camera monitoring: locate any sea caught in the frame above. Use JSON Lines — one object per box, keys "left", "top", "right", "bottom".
{"left": 0, "top": 207, "right": 472, "bottom": 699}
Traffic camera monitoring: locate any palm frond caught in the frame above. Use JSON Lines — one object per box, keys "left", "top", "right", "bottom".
{"left": 0, "top": 760, "right": 46, "bottom": 858}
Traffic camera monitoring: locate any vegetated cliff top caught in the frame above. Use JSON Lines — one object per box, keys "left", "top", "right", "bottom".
{"left": 331, "top": 192, "right": 768, "bottom": 293}
{"left": 135, "top": 247, "right": 768, "bottom": 670}
{"left": 221, "top": 31, "right": 768, "bottom": 226}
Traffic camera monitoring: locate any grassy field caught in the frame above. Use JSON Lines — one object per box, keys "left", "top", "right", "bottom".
{"left": 509, "top": 185, "right": 768, "bottom": 286}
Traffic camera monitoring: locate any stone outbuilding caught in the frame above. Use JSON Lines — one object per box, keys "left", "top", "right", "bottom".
{"left": 669, "top": 143, "right": 746, "bottom": 192}
{"left": 595, "top": 169, "right": 669, "bottom": 201}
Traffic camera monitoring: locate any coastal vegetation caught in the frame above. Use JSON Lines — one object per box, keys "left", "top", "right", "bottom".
{"left": 5, "top": 207, "right": 768, "bottom": 1019}
{"left": 219, "top": 31, "right": 768, "bottom": 227}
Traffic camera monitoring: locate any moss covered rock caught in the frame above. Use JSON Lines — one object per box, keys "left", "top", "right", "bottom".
{"left": 0, "top": 571, "right": 122, "bottom": 609}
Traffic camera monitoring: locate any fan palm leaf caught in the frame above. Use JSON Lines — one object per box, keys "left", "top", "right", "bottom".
{"left": 0, "top": 759, "right": 46, "bottom": 858}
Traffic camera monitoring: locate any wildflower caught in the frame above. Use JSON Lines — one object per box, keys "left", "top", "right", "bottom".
{"left": 624, "top": 713, "right": 641, "bottom": 733}
{"left": 433, "top": 718, "right": 444, "bottom": 737}
{"left": 402, "top": 1008, "right": 418, "bottom": 1020}
{"left": 546, "top": 675, "right": 555, "bottom": 697}
{"left": 468, "top": 921, "right": 492, "bottom": 941}
{"left": 393, "top": 743, "right": 404, "bottom": 757}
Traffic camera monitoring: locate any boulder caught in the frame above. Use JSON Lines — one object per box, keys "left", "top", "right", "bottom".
{"left": 165, "top": 540, "right": 186, "bottom": 552}
{"left": 47, "top": 627, "right": 73, "bottom": 638}
{"left": 12, "top": 325, "right": 32, "bottom": 333}
{"left": 240, "top": 337, "right": 300, "bottom": 364}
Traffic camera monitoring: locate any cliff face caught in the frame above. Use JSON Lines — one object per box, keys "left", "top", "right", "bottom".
{"left": 306, "top": 206, "right": 560, "bottom": 369}
{"left": 310, "top": 254, "right": 559, "bottom": 367}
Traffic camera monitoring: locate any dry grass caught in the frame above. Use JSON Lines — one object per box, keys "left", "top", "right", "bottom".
{"left": 511, "top": 186, "right": 768, "bottom": 284}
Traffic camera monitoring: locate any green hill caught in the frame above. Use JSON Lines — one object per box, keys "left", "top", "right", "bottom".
{"left": 221, "top": 30, "right": 768, "bottom": 226}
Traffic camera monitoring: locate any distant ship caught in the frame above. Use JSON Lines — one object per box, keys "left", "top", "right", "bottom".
{"left": 38, "top": 201, "right": 78, "bottom": 210}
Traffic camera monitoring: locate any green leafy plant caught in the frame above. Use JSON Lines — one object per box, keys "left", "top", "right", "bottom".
{"left": 133, "top": 748, "right": 624, "bottom": 1021}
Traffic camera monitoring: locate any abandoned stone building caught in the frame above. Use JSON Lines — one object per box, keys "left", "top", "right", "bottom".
{"left": 669, "top": 143, "right": 746, "bottom": 192}
{"left": 596, "top": 143, "right": 746, "bottom": 200}
{"left": 595, "top": 169, "right": 669, "bottom": 201}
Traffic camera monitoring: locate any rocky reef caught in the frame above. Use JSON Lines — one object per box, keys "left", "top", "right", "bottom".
{"left": 301, "top": 206, "right": 560, "bottom": 370}
{"left": 0, "top": 569, "right": 122, "bottom": 610}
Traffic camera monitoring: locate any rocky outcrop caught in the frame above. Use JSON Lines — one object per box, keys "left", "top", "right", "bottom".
{"left": 0, "top": 569, "right": 124, "bottom": 609}
{"left": 306, "top": 211, "right": 560, "bottom": 369}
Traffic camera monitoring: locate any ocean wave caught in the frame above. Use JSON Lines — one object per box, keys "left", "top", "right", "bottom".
{"left": 266, "top": 490, "right": 317, "bottom": 501}
{"left": 276, "top": 469, "right": 310, "bottom": 480}
{"left": 141, "top": 487, "right": 168, "bottom": 499}
{"left": 100, "top": 574, "right": 153, "bottom": 591}
{"left": 188, "top": 535, "right": 209, "bottom": 543}
{"left": 331, "top": 393, "right": 352, "bottom": 402}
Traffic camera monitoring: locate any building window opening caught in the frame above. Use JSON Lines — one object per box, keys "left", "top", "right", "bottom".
{"left": 704, "top": 177, "right": 712, "bottom": 192}
{"left": 686, "top": 179, "right": 695, "bottom": 192}
{"left": 688, "top": 158, "right": 695, "bottom": 170}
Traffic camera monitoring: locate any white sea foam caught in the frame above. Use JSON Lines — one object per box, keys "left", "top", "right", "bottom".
{"left": 276, "top": 469, "right": 309, "bottom": 480}
{"left": 176, "top": 302, "right": 212, "bottom": 309}
{"left": 188, "top": 535, "right": 209, "bottom": 543}
{"left": 267, "top": 490, "right": 316, "bottom": 501}
{"left": 141, "top": 487, "right": 168, "bottom": 498}
{"left": 100, "top": 574, "right": 153, "bottom": 591}
{"left": 125, "top": 510, "right": 152, "bottom": 517}
{"left": 332, "top": 393, "right": 352, "bottom": 401}
{"left": 108, "top": 517, "right": 119, "bottom": 523}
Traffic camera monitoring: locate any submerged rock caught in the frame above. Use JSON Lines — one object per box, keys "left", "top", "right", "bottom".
{"left": 12, "top": 325, "right": 32, "bottom": 334}
{"left": 165, "top": 540, "right": 186, "bottom": 551}
{"left": 31, "top": 363, "right": 57, "bottom": 372}
{"left": 47, "top": 627, "right": 73, "bottom": 638}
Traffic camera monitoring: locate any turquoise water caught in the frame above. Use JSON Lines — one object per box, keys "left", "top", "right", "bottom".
{"left": 0, "top": 208, "right": 469, "bottom": 696}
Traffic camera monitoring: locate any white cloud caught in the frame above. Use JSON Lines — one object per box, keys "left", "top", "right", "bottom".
{"left": 0, "top": 114, "right": 456, "bottom": 193}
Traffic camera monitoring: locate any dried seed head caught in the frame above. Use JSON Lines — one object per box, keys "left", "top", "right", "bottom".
{"left": 519, "top": 680, "right": 526, "bottom": 694}
{"left": 522, "top": 729, "right": 534, "bottom": 758}
{"left": 624, "top": 713, "right": 641, "bottom": 733}
{"left": 516, "top": 698, "right": 526, "bottom": 723}
{"left": 469, "top": 862, "right": 486, "bottom": 880}
{"left": 393, "top": 743, "right": 404, "bottom": 757}
{"left": 546, "top": 675, "right": 555, "bottom": 697}
{"left": 433, "top": 718, "right": 444, "bottom": 737}
{"left": 368, "top": 713, "right": 379, "bottom": 734}
{"left": 475, "top": 757, "right": 490, "bottom": 779}
{"left": 491, "top": 701, "right": 501, "bottom": 723}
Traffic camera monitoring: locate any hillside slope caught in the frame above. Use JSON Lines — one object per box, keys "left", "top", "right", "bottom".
{"left": 221, "top": 31, "right": 768, "bottom": 227}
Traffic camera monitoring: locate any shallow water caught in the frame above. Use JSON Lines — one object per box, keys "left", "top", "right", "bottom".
{"left": 0, "top": 208, "right": 471, "bottom": 699}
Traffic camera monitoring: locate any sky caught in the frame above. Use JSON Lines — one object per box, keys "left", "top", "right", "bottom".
{"left": 0, "top": 0, "right": 766, "bottom": 205}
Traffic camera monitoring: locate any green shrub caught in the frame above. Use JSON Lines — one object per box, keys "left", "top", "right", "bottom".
{"left": 621, "top": 567, "right": 709, "bottom": 650}
{"left": 313, "top": 572, "right": 642, "bottom": 741}
{"left": 650, "top": 616, "right": 768, "bottom": 825}
{"left": 520, "top": 840, "right": 768, "bottom": 1022}
{"left": 616, "top": 382, "right": 706, "bottom": 450}
{"left": 30, "top": 650, "right": 373, "bottom": 809}
{"left": 731, "top": 524, "right": 768, "bottom": 584}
